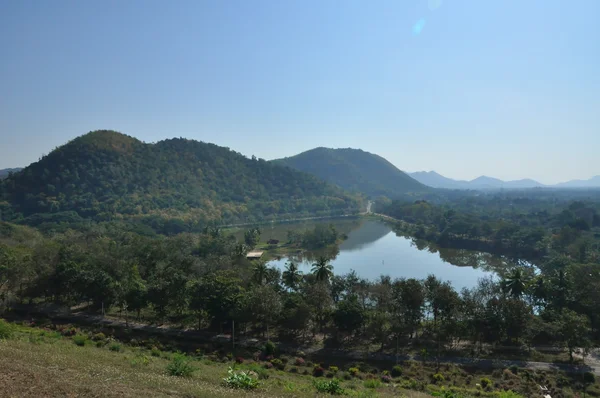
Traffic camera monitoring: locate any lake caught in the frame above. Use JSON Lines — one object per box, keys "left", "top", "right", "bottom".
{"left": 265, "top": 218, "right": 509, "bottom": 291}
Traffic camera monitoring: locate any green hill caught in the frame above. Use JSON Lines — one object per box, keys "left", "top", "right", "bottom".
{"left": 274, "top": 147, "right": 428, "bottom": 198}
{"left": 0, "top": 131, "right": 361, "bottom": 232}
{"left": 0, "top": 168, "right": 22, "bottom": 179}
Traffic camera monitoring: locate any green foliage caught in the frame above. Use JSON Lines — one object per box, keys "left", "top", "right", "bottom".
{"left": 433, "top": 373, "right": 445, "bottom": 383}
{"left": 222, "top": 367, "right": 259, "bottom": 390}
{"left": 270, "top": 358, "right": 285, "bottom": 370}
{"left": 108, "top": 343, "right": 122, "bottom": 352}
{"left": 1, "top": 131, "right": 361, "bottom": 232}
{"left": 329, "top": 366, "right": 339, "bottom": 374}
{"left": 584, "top": 371, "right": 596, "bottom": 385}
{"left": 240, "top": 364, "right": 270, "bottom": 380}
{"left": 313, "top": 378, "right": 345, "bottom": 395}
{"left": 363, "top": 379, "right": 382, "bottom": 389}
{"left": 264, "top": 341, "right": 276, "bottom": 356}
{"left": 72, "top": 334, "right": 88, "bottom": 346}
{"left": 479, "top": 377, "right": 492, "bottom": 388}
{"left": 348, "top": 367, "right": 360, "bottom": 377}
{"left": 166, "top": 353, "right": 195, "bottom": 377}
{"left": 391, "top": 365, "right": 403, "bottom": 377}
{"left": 275, "top": 147, "right": 428, "bottom": 197}
{"left": 0, "top": 319, "right": 15, "bottom": 339}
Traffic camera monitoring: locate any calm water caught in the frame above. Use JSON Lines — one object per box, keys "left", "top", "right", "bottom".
{"left": 267, "top": 219, "right": 506, "bottom": 291}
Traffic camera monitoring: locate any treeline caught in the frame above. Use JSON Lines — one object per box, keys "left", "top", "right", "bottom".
{"left": 286, "top": 223, "right": 341, "bottom": 249}
{"left": 0, "top": 130, "right": 362, "bottom": 233}
{"left": 379, "top": 198, "right": 600, "bottom": 263}
{"left": 1, "top": 219, "right": 600, "bottom": 361}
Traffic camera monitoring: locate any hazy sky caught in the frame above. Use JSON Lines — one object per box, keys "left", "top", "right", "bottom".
{"left": 1, "top": 0, "right": 598, "bottom": 184}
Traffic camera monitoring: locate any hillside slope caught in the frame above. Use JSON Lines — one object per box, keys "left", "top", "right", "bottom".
{"left": 0, "top": 168, "right": 22, "bottom": 179}
{"left": 0, "top": 131, "right": 361, "bottom": 231}
{"left": 410, "top": 171, "right": 546, "bottom": 190}
{"left": 274, "top": 148, "right": 428, "bottom": 198}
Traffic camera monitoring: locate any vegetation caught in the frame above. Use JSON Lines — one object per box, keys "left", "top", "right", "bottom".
{"left": 0, "top": 131, "right": 362, "bottom": 234}
{"left": 274, "top": 147, "right": 428, "bottom": 198}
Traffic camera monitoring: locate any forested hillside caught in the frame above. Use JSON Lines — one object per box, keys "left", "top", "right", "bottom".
{"left": 0, "top": 131, "right": 361, "bottom": 233}
{"left": 274, "top": 148, "right": 428, "bottom": 198}
{"left": 0, "top": 168, "right": 22, "bottom": 179}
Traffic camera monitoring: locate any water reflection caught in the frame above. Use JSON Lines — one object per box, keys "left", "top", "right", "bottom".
{"left": 267, "top": 219, "right": 514, "bottom": 290}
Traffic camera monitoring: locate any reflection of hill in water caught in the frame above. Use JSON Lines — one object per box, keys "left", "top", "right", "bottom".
{"left": 339, "top": 220, "right": 392, "bottom": 252}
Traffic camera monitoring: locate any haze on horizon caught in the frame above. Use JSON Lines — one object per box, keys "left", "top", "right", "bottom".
{"left": 1, "top": 0, "right": 598, "bottom": 185}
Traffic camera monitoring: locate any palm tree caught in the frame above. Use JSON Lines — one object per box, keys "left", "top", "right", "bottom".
{"left": 501, "top": 269, "right": 527, "bottom": 298}
{"left": 253, "top": 262, "right": 268, "bottom": 285}
{"left": 282, "top": 261, "right": 302, "bottom": 291}
{"left": 311, "top": 256, "right": 334, "bottom": 283}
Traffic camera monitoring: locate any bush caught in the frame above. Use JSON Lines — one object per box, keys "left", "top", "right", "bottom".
{"left": 294, "top": 357, "right": 305, "bottom": 366}
{"left": 222, "top": 367, "right": 259, "bottom": 390}
{"left": 264, "top": 341, "right": 276, "bottom": 356}
{"left": 391, "top": 365, "right": 403, "bottom": 377}
{"left": 584, "top": 371, "right": 596, "bottom": 385}
{"left": 72, "top": 335, "right": 88, "bottom": 346}
{"left": 263, "top": 362, "right": 274, "bottom": 369}
{"left": 109, "top": 343, "right": 122, "bottom": 352}
{"left": 509, "top": 365, "right": 519, "bottom": 374}
{"left": 329, "top": 366, "right": 339, "bottom": 374}
{"left": 242, "top": 364, "right": 270, "bottom": 380}
{"left": 235, "top": 356, "right": 244, "bottom": 364}
{"left": 289, "top": 367, "right": 298, "bottom": 373}
{"left": 0, "top": 320, "right": 15, "bottom": 339}
{"left": 313, "top": 378, "right": 344, "bottom": 395}
{"left": 313, "top": 366, "right": 325, "bottom": 377}
{"left": 271, "top": 358, "right": 285, "bottom": 370}
{"left": 91, "top": 332, "right": 106, "bottom": 341}
{"left": 363, "top": 379, "right": 382, "bottom": 389}
{"left": 166, "top": 353, "right": 195, "bottom": 377}
{"left": 349, "top": 367, "right": 360, "bottom": 377}
{"left": 151, "top": 347, "right": 161, "bottom": 357}
{"left": 381, "top": 375, "right": 392, "bottom": 383}
{"left": 433, "top": 373, "right": 445, "bottom": 383}
{"left": 480, "top": 377, "right": 492, "bottom": 388}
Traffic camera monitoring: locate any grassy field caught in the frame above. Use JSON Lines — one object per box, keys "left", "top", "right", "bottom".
{"left": 0, "top": 319, "right": 596, "bottom": 398}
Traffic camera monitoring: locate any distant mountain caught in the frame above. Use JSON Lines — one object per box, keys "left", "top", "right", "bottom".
{"left": 554, "top": 176, "right": 600, "bottom": 188}
{"left": 410, "top": 171, "right": 600, "bottom": 190}
{"left": 0, "top": 131, "right": 361, "bottom": 231}
{"left": 0, "top": 168, "right": 22, "bottom": 179}
{"left": 409, "top": 171, "right": 545, "bottom": 190}
{"left": 274, "top": 148, "right": 428, "bottom": 198}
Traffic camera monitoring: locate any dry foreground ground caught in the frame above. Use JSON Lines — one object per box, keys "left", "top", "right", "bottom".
{"left": 0, "top": 319, "right": 597, "bottom": 398}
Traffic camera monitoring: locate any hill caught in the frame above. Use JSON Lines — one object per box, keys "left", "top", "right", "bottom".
{"left": 409, "top": 171, "right": 546, "bottom": 190}
{"left": 0, "top": 168, "right": 22, "bottom": 179}
{"left": 554, "top": 175, "right": 600, "bottom": 188}
{"left": 274, "top": 148, "right": 428, "bottom": 198}
{"left": 0, "top": 131, "right": 361, "bottom": 232}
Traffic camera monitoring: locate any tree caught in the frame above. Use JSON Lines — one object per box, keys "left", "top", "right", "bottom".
{"left": 282, "top": 261, "right": 302, "bottom": 291}
{"left": 333, "top": 295, "right": 366, "bottom": 339}
{"left": 244, "top": 227, "right": 261, "bottom": 248}
{"left": 557, "top": 309, "right": 591, "bottom": 362}
{"left": 312, "top": 257, "right": 333, "bottom": 283}
{"left": 252, "top": 262, "right": 268, "bottom": 285}
{"left": 247, "top": 285, "right": 282, "bottom": 341}
{"left": 501, "top": 269, "right": 527, "bottom": 299}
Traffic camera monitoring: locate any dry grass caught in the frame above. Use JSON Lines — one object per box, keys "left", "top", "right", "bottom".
{"left": 0, "top": 324, "right": 434, "bottom": 398}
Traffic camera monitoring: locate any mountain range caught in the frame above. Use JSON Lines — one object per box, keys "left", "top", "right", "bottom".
{"left": 274, "top": 147, "right": 428, "bottom": 198}
{"left": 0, "top": 168, "right": 23, "bottom": 179}
{"left": 409, "top": 171, "right": 600, "bottom": 190}
{"left": 0, "top": 131, "right": 361, "bottom": 232}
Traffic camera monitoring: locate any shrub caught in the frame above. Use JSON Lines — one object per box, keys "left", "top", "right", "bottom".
{"left": 433, "top": 373, "right": 445, "bottom": 383}
{"left": 235, "top": 356, "right": 244, "bottom": 364}
{"left": 222, "top": 367, "right": 259, "bottom": 390}
{"left": 342, "top": 372, "right": 352, "bottom": 380}
{"left": 289, "top": 367, "right": 298, "bottom": 373}
{"left": 381, "top": 375, "right": 392, "bottom": 383}
{"left": 91, "top": 332, "right": 106, "bottom": 341}
{"left": 313, "top": 366, "right": 325, "bottom": 377}
{"left": 151, "top": 347, "right": 161, "bottom": 357}
{"left": 242, "top": 364, "right": 270, "bottom": 380}
{"left": 391, "top": 365, "right": 403, "bottom": 377}
{"left": 363, "top": 379, "right": 382, "bottom": 389}
{"left": 166, "top": 353, "right": 195, "bottom": 377}
{"left": 72, "top": 335, "right": 88, "bottom": 346}
{"left": 109, "top": 343, "right": 122, "bottom": 352}
{"left": 294, "top": 357, "right": 306, "bottom": 366}
{"left": 349, "top": 367, "right": 360, "bottom": 377}
{"left": 0, "top": 320, "right": 15, "bottom": 339}
{"left": 509, "top": 365, "right": 519, "bottom": 374}
{"left": 313, "top": 378, "right": 344, "bottom": 395}
{"left": 271, "top": 358, "right": 285, "bottom": 370}
{"left": 480, "top": 377, "right": 492, "bottom": 388}
{"left": 263, "top": 362, "right": 274, "bottom": 369}
{"left": 296, "top": 350, "right": 306, "bottom": 358}
{"left": 264, "top": 341, "right": 276, "bottom": 356}
{"left": 326, "top": 372, "right": 335, "bottom": 378}
{"left": 584, "top": 371, "right": 596, "bottom": 385}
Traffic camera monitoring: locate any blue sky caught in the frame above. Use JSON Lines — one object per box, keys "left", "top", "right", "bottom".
{"left": 1, "top": 0, "right": 598, "bottom": 184}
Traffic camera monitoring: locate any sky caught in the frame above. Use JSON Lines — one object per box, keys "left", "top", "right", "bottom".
{"left": 1, "top": 0, "right": 598, "bottom": 184}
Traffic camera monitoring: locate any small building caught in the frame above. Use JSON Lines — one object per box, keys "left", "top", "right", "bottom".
{"left": 267, "top": 239, "right": 279, "bottom": 245}
{"left": 246, "top": 251, "right": 264, "bottom": 260}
